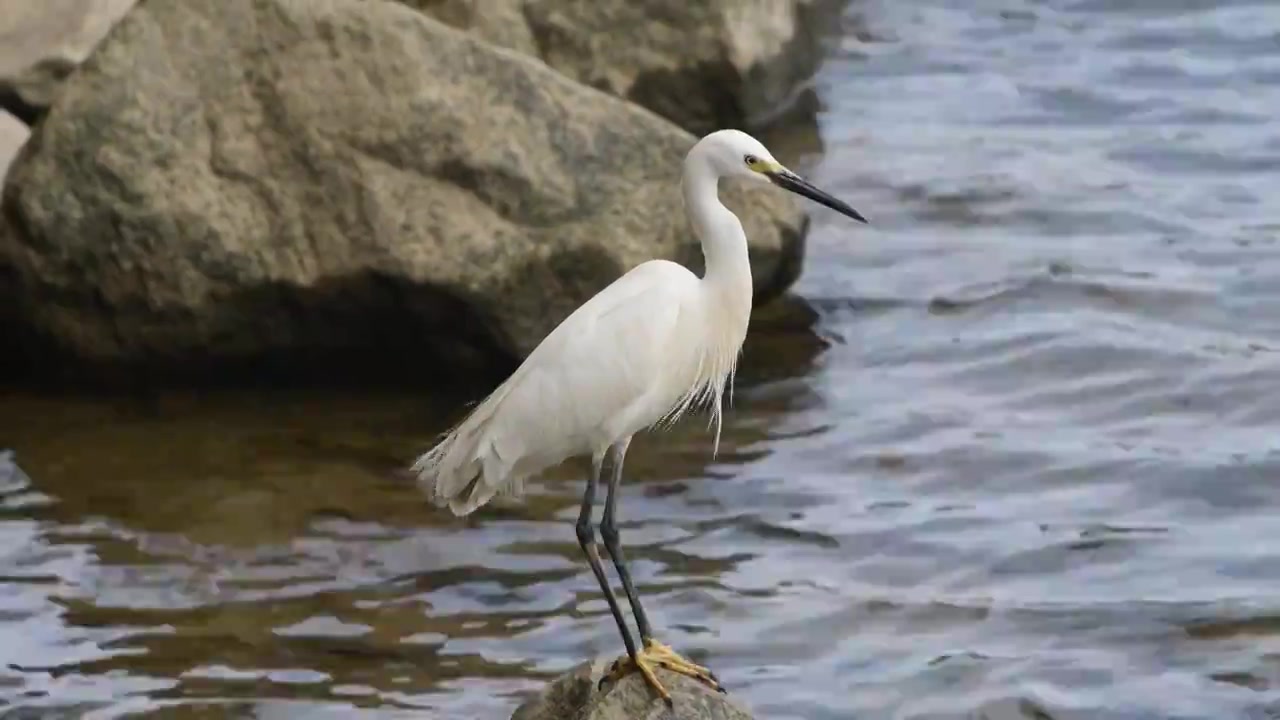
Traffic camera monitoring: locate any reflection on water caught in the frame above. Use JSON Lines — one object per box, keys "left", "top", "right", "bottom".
{"left": 9, "top": 0, "right": 1280, "bottom": 718}
{"left": 0, "top": 302, "right": 827, "bottom": 719}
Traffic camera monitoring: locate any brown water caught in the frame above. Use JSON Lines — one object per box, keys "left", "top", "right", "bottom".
{"left": 7, "top": 1, "right": 1280, "bottom": 718}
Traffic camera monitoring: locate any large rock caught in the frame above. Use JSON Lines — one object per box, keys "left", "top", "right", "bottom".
{"left": 405, "top": 0, "right": 845, "bottom": 136}
{"left": 0, "top": 0, "right": 807, "bottom": 383}
{"left": 0, "top": 0, "right": 138, "bottom": 122}
{"left": 402, "top": 0, "right": 541, "bottom": 59}
{"left": 512, "top": 659, "right": 754, "bottom": 720}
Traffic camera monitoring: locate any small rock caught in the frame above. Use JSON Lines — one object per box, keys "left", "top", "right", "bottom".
{"left": 512, "top": 659, "right": 755, "bottom": 720}
{"left": 0, "top": 449, "right": 31, "bottom": 490}
{"left": 0, "top": 110, "right": 29, "bottom": 184}
{"left": 0, "top": 0, "right": 138, "bottom": 122}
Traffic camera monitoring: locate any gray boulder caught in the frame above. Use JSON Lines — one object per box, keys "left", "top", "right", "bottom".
{"left": 0, "top": 0, "right": 807, "bottom": 382}
{"left": 400, "top": 0, "right": 541, "bottom": 59}
{"left": 512, "top": 659, "right": 754, "bottom": 720}
{"left": 0, "top": 0, "right": 137, "bottom": 121}
{"left": 407, "top": 0, "right": 845, "bottom": 135}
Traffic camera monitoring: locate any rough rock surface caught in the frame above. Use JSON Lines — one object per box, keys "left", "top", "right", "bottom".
{"left": 401, "top": 0, "right": 541, "bottom": 58}
{"left": 511, "top": 659, "right": 754, "bottom": 720}
{"left": 0, "top": 0, "right": 807, "bottom": 383}
{"left": 0, "top": 0, "right": 137, "bottom": 122}
{"left": 406, "top": 0, "right": 844, "bottom": 135}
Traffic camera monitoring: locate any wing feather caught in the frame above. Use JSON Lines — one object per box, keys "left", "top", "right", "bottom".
{"left": 411, "top": 260, "right": 697, "bottom": 515}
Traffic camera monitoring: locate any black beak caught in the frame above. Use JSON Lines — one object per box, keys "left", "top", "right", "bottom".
{"left": 768, "top": 170, "right": 867, "bottom": 224}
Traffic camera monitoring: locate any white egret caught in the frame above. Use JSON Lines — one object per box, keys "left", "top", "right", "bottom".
{"left": 411, "top": 128, "right": 866, "bottom": 705}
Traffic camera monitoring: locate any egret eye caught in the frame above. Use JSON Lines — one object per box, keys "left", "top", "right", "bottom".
{"left": 744, "top": 154, "right": 759, "bottom": 167}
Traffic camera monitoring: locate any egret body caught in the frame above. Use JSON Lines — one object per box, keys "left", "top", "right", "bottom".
{"left": 412, "top": 129, "right": 866, "bottom": 705}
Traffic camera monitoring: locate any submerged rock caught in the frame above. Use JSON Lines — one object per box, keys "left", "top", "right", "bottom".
{"left": 0, "top": 0, "right": 807, "bottom": 384}
{"left": 512, "top": 659, "right": 754, "bottom": 720}
{"left": 406, "top": 0, "right": 845, "bottom": 136}
{"left": 0, "top": 0, "right": 138, "bottom": 123}
{"left": 0, "top": 449, "right": 32, "bottom": 492}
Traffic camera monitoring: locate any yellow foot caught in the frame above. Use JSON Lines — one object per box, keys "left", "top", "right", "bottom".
{"left": 600, "top": 638, "right": 725, "bottom": 706}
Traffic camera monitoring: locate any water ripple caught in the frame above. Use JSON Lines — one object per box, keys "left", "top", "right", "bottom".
{"left": 6, "top": 0, "right": 1280, "bottom": 718}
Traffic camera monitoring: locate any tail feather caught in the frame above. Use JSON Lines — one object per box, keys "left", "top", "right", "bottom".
{"left": 411, "top": 379, "right": 523, "bottom": 516}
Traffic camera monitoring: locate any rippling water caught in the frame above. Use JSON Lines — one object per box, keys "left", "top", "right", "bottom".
{"left": 6, "top": 1, "right": 1280, "bottom": 718}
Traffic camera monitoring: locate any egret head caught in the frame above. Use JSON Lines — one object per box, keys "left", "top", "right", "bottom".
{"left": 699, "top": 129, "right": 867, "bottom": 224}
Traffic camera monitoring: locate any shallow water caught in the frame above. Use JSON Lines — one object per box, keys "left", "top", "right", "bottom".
{"left": 7, "top": 1, "right": 1280, "bottom": 717}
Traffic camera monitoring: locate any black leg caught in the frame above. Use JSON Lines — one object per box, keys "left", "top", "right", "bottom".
{"left": 599, "top": 438, "right": 655, "bottom": 642}
{"left": 593, "top": 441, "right": 724, "bottom": 702}
{"left": 576, "top": 452, "right": 638, "bottom": 660}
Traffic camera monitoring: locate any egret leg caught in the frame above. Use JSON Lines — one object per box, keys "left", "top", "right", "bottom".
{"left": 598, "top": 439, "right": 725, "bottom": 699}
{"left": 576, "top": 452, "right": 639, "bottom": 661}
{"left": 599, "top": 438, "right": 654, "bottom": 640}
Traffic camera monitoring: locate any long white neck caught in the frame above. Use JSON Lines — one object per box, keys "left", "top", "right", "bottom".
{"left": 681, "top": 152, "right": 754, "bottom": 310}
{"left": 671, "top": 145, "right": 755, "bottom": 455}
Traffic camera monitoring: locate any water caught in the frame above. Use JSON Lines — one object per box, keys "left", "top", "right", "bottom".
{"left": 5, "top": 1, "right": 1280, "bottom": 717}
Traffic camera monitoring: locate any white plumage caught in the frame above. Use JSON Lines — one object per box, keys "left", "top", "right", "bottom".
{"left": 412, "top": 130, "right": 764, "bottom": 515}
{"left": 412, "top": 128, "right": 866, "bottom": 516}
{"left": 408, "top": 128, "right": 865, "bottom": 705}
